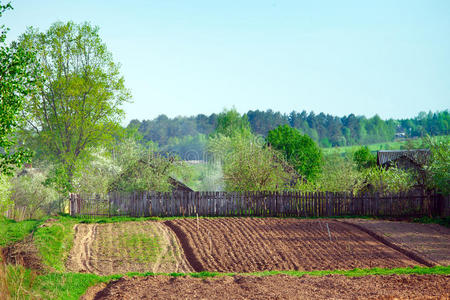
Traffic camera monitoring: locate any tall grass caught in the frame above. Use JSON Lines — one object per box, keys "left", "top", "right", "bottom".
{"left": 0, "top": 251, "right": 9, "bottom": 299}
{"left": 0, "top": 252, "right": 40, "bottom": 300}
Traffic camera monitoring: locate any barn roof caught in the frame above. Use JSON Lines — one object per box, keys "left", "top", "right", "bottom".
{"left": 377, "top": 149, "right": 430, "bottom": 167}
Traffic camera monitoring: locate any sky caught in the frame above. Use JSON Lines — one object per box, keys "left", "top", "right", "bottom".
{"left": 2, "top": 0, "right": 450, "bottom": 125}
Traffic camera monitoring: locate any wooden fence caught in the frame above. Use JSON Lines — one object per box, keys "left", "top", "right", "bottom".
{"left": 70, "top": 191, "right": 450, "bottom": 218}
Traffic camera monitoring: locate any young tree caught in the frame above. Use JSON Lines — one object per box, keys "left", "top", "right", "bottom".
{"left": 423, "top": 136, "right": 449, "bottom": 195}
{"left": 315, "top": 152, "right": 364, "bottom": 193}
{"left": 221, "top": 135, "right": 290, "bottom": 191}
{"left": 0, "top": 3, "right": 38, "bottom": 175}
{"left": 353, "top": 146, "right": 377, "bottom": 171}
{"left": 362, "top": 166, "right": 415, "bottom": 194}
{"left": 18, "top": 21, "right": 130, "bottom": 188}
{"left": 266, "top": 125, "right": 322, "bottom": 181}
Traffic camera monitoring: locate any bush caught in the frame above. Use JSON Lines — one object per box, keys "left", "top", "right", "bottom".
{"left": 267, "top": 125, "right": 322, "bottom": 181}
{"left": 108, "top": 153, "right": 181, "bottom": 193}
{"left": 353, "top": 146, "right": 376, "bottom": 171}
{"left": 9, "top": 170, "right": 60, "bottom": 219}
{"left": 315, "top": 152, "right": 364, "bottom": 193}
{"left": 208, "top": 133, "right": 291, "bottom": 191}
{"left": 362, "top": 166, "right": 415, "bottom": 193}
{"left": 223, "top": 141, "right": 290, "bottom": 191}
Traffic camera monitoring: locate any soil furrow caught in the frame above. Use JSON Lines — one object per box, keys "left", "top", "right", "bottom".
{"left": 166, "top": 218, "right": 422, "bottom": 272}
{"left": 67, "top": 221, "right": 193, "bottom": 275}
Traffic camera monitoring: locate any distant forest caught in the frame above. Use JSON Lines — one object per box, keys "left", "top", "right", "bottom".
{"left": 128, "top": 110, "right": 449, "bottom": 158}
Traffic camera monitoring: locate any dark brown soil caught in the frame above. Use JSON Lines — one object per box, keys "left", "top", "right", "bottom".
{"left": 1, "top": 235, "right": 46, "bottom": 272}
{"left": 164, "top": 218, "right": 424, "bottom": 272}
{"left": 90, "top": 274, "right": 450, "bottom": 300}
{"left": 340, "top": 219, "right": 450, "bottom": 266}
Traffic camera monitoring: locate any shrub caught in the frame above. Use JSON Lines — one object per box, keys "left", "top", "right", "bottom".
{"left": 353, "top": 146, "right": 376, "bottom": 171}
{"left": 9, "top": 170, "right": 59, "bottom": 219}
{"left": 362, "top": 166, "right": 415, "bottom": 193}
{"left": 267, "top": 125, "right": 322, "bottom": 181}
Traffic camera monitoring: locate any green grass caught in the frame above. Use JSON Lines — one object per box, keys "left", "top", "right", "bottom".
{"left": 32, "top": 216, "right": 78, "bottom": 271}
{"left": 5, "top": 265, "right": 450, "bottom": 299}
{"left": 413, "top": 216, "right": 450, "bottom": 228}
{"left": 0, "top": 217, "right": 41, "bottom": 246}
{"left": 322, "top": 135, "right": 448, "bottom": 155}
{"left": 70, "top": 214, "right": 377, "bottom": 223}
{"left": 5, "top": 265, "right": 120, "bottom": 300}
{"left": 118, "top": 232, "right": 161, "bottom": 263}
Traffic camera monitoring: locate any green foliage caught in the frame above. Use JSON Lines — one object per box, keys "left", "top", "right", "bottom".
{"left": 108, "top": 152, "right": 182, "bottom": 193}
{"left": 267, "top": 125, "right": 322, "bottom": 181}
{"left": 162, "top": 134, "right": 207, "bottom": 160}
{"left": 224, "top": 142, "right": 290, "bottom": 192}
{"left": 208, "top": 133, "right": 291, "bottom": 191}
{"left": 423, "top": 135, "right": 449, "bottom": 195}
{"left": 43, "top": 165, "right": 75, "bottom": 197}
{"left": 18, "top": 21, "right": 131, "bottom": 187}
{"left": 0, "top": 3, "right": 37, "bottom": 176}
{"left": 214, "top": 108, "right": 252, "bottom": 138}
{"left": 0, "top": 217, "right": 40, "bottom": 246}
{"left": 130, "top": 109, "right": 449, "bottom": 149}
{"left": 313, "top": 152, "right": 364, "bottom": 193}
{"left": 362, "top": 166, "right": 415, "bottom": 193}
{"left": 182, "top": 162, "right": 224, "bottom": 191}
{"left": 0, "top": 174, "right": 12, "bottom": 215}
{"left": 73, "top": 147, "right": 120, "bottom": 194}
{"left": 353, "top": 146, "right": 377, "bottom": 171}
{"left": 9, "top": 170, "right": 60, "bottom": 219}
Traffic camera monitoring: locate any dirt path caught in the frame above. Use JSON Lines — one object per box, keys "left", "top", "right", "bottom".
{"left": 88, "top": 274, "right": 450, "bottom": 300}
{"left": 340, "top": 219, "right": 450, "bottom": 266}
{"left": 164, "top": 218, "right": 424, "bottom": 272}
{"left": 66, "top": 224, "right": 98, "bottom": 273}
{"left": 66, "top": 221, "right": 193, "bottom": 275}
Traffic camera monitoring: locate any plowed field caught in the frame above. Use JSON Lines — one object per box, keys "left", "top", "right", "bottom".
{"left": 89, "top": 274, "right": 450, "bottom": 300}
{"left": 164, "top": 218, "right": 423, "bottom": 272}
{"left": 340, "top": 219, "right": 450, "bottom": 266}
{"left": 66, "top": 222, "right": 193, "bottom": 275}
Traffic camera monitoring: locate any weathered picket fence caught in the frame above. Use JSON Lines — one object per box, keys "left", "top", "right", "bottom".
{"left": 69, "top": 191, "right": 449, "bottom": 218}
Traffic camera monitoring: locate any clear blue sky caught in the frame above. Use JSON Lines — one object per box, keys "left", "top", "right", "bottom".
{"left": 3, "top": 0, "right": 450, "bottom": 124}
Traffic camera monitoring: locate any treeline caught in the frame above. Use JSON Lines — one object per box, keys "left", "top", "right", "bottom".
{"left": 129, "top": 110, "right": 449, "bottom": 149}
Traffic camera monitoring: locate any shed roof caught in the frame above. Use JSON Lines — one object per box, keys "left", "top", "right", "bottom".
{"left": 377, "top": 149, "right": 430, "bottom": 167}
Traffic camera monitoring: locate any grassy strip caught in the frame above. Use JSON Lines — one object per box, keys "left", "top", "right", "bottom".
{"left": 5, "top": 266, "right": 450, "bottom": 299}
{"left": 160, "top": 265, "right": 450, "bottom": 278}
{"left": 0, "top": 217, "right": 41, "bottom": 246}
{"left": 5, "top": 265, "right": 119, "bottom": 300}
{"left": 413, "top": 216, "right": 450, "bottom": 228}
{"left": 72, "top": 214, "right": 450, "bottom": 228}
{"left": 70, "top": 214, "right": 376, "bottom": 224}
{"left": 32, "top": 216, "right": 77, "bottom": 271}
